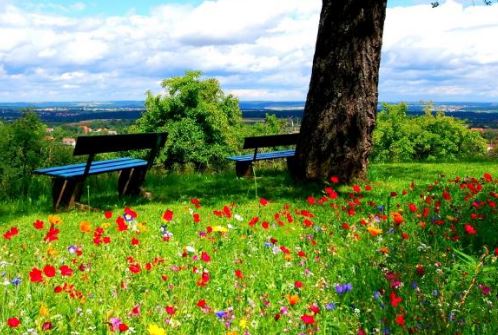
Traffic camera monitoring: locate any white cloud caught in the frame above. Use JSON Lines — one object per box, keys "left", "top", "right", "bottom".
{"left": 0, "top": 0, "right": 497, "bottom": 101}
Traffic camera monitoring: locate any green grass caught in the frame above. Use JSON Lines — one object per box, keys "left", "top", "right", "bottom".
{"left": 1, "top": 161, "right": 497, "bottom": 334}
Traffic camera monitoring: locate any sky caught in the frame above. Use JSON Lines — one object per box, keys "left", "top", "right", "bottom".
{"left": 0, "top": 0, "right": 497, "bottom": 102}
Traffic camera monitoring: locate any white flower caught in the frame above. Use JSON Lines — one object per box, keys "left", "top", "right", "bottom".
{"left": 234, "top": 214, "right": 243, "bottom": 221}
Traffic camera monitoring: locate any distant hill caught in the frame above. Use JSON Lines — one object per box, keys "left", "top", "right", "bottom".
{"left": 1, "top": 101, "right": 498, "bottom": 128}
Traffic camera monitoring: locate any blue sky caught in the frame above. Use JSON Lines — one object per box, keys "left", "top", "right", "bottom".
{"left": 0, "top": 0, "right": 497, "bottom": 102}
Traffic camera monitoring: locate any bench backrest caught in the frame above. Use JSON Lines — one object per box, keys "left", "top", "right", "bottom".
{"left": 74, "top": 133, "right": 167, "bottom": 156}
{"left": 243, "top": 133, "right": 299, "bottom": 149}
{"left": 74, "top": 132, "right": 167, "bottom": 177}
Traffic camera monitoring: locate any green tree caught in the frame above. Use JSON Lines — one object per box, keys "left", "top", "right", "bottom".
{"left": 132, "top": 71, "right": 242, "bottom": 170}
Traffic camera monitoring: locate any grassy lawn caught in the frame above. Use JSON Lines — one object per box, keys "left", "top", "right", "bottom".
{"left": 0, "top": 161, "right": 497, "bottom": 334}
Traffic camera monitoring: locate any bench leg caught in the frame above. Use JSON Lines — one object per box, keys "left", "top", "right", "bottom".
{"left": 286, "top": 156, "right": 297, "bottom": 175}
{"left": 118, "top": 167, "right": 147, "bottom": 196}
{"left": 52, "top": 178, "right": 83, "bottom": 211}
{"left": 235, "top": 161, "right": 253, "bottom": 177}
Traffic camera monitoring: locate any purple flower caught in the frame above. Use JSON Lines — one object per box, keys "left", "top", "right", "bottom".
{"left": 215, "top": 311, "right": 226, "bottom": 319}
{"left": 335, "top": 283, "right": 352, "bottom": 295}
{"left": 325, "top": 302, "right": 336, "bottom": 310}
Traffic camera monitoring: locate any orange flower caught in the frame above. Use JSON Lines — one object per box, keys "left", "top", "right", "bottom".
{"left": 392, "top": 212, "right": 404, "bottom": 225}
{"left": 79, "top": 221, "right": 92, "bottom": 233}
{"left": 378, "top": 246, "right": 389, "bottom": 255}
{"left": 48, "top": 215, "right": 62, "bottom": 225}
{"left": 367, "top": 226, "right": 382, "bottom": 237}
{"left": 287, "top": 294, "right": 300, "bottom": 306}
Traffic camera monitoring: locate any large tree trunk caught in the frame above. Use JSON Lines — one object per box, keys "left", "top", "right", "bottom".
{"left": 292, "top": 0, "right": 387, "bottom": 182}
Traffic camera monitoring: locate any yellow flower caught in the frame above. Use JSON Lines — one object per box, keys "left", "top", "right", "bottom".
{"left": 212, "top": 225, "right": 228, "bottom": 233}
{"left": 239, "top": 318, "right": 248, "bottom": 329}
{"left": 46, "top": 245, "right": 58, "bottom": 257}
{"left": 137, "top": 222, "right": 148, "bottom": 232}
{"left": 39, "top": 303, "right": 49, "bottom": 317}
{"left": 147, "top": 324, "right": 166, "bottom": 335}
{"left": 48, "top": 215, "right": 62, "bottom": 225}
{"left": 79, "top": 221, "right": 92, "bottom": 233}
{"left": 367, "top": 226, "right": 383, "bottom": 237}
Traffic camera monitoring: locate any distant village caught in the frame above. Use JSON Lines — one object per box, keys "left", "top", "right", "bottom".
{"left": 45, "top": 125, "right": 118, "bottom": 147}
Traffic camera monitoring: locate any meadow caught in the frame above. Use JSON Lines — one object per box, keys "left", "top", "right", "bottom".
{"left": 1, "top": 161, "right": 498, "bottom": 334}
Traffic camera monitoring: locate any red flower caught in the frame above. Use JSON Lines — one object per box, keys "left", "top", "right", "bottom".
{"left": 7, "top": 317, "right": 20, "bottom": 328}
{"left": 3, "top": 226, "right": 19, "bottom": 240}
{"left": 483, "top": 173, "right": 492, "bottom": 182}
{"left": 392, "top": 212, "right": 404, "bottom": 225}
{"left": 303, "top": 219, "right": 313, "bottom": 227}
{"left": 196, "top": 299, "right": 207, "bottom": 308}
{"left": 193, "top": 213, "right": 200, "bottom": 223}
{"left": 42, "top": 321, "right": 53, "bottom": 330}
{"left": 223, "top": 205, "right": 232, "bottom": 218}
{"left": 59, "top": 265, "right": 73, "bottom": 277}
{"left": 104, "top": 211, "right": 113, "bottom": 219}
{"left": 395, "top": 314, "right": 405, "bottom": 326}
{"left": 307, "top": 196, "right": 315, "bottom": 205}
{"left": 408, "top": 203, "right": 417, "bottom": 213}
{"left": 131, "top": 237, "right": 139, "bottom": 246}
{"left": 163, "top": 209, "right": 173, "bottom": 222}
{"left": 44, "top": 225, "right": 60, "bottom": 242}
{"left": 116, "top": 217, "right": 128, "bottom": 231}
{"left": 248, "top": 217, "right": 259, "bottom": 227}
{"left": 295, "top": 280, "right": 303, "bottom": 289}
{"left": 261, "top": 221, "right": 270, "bottom": 230}
{"left": 309, "top": 303, "right": 320, "bottom": 314}
{"left": 442, "top": 191, "right": 452, "bottom": 201}
{"left": 29, "top": 267, "right": 43, "bottom": 283}
{"left": 118, "top": 323, "right": 129, "bottom": 332}
{"left": 259, "top": 198, "right": 269, "bottom": 206}
{"left": 201, "top": 251, "right": 211, "bottom": 263}
{"left": 390, "top": 292, "right": 403, "bottom": 308}
{"left": 297, "top": 251, "right": 306, "bottom": 258}
{"left": 300, "top": 314, "right": 315, "bottom": 325}
{"left": 191, "top": 198, "right": 201, "bottom": 208}
{"left": 165, "top": 305, "right": 176, "bottom": 315}
{"left": 365, "top": 185, "right": 372, "bottom": 191}
{"left": 352, "top": 185, "right": 361, "bottom": 193}
{"left": 495, "top": 247, "right": 498, "bottom": 256}
{"left": 129, "top": 263, "right": 141, "bottom": 274}
{"left": 464, "top": 224, "right": 477, "bottom": 235}
{"left": 43, "top": 265, "right": 56, "bottom": 278}
{"left": 103, "top": 236, "right": 111, "bottom": 244}
{"left": 124, "top": 207, "right": 137, "bottom": 219}
{"left": 33, "top": 220, "right": 44, "bottom": 230}
{"left": 235, "top": 269, "right": 244, "bottom": 279}
{"left": 330, "top": 176, "right": 339, "bottom": 184}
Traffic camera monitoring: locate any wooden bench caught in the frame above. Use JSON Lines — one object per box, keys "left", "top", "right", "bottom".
{"left": 227, "top": 133, "right": 299, "bottom": 177}
{"left": 34, "top": 132, "right": 167, "bottom": 210}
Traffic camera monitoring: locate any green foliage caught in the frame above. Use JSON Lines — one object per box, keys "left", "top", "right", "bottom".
{"left": 131, "top": 71, "right": 242, "bottom": 170}
{"left": 372, "top": 103, "right": 487, "bottom": 162}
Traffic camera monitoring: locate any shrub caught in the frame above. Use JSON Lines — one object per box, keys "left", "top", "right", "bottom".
{"left": 131, "top": 71, "right": 242, "bottom": 170}
{"left": 372, "top": 103, "right": 487, "bottom": 162}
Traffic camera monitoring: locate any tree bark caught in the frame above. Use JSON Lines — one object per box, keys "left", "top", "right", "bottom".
{"left": 293, "top": 0, "right": 387, "bottom": 182}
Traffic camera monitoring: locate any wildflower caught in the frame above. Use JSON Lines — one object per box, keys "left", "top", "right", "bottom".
{"left": 3, "top": 227, "right": 19, "bottom": 240}
{"left": 392, "top": 212, "right": 404, "bottom": 225}
{"left": 80, "top": 221, "right": 92, "bottom": 233}
{"left": 201, "top": 252, "right": 211, "bottom": 263}
{"left": 131, "top": 238, "right": 139, "bottom": 246}
{"left": 165, "top": 305, "right": 176, "bottom": 315}
{"left": 390, "top": 292, "right": 402, "bottom": 308}
{"left": 147, "top": 324, "right": 166, "bottom": 335}
{"left": 335, "top": 283, "right": 352, "bottom": 295}
{"left": 294, "top": 280, "right": 303, "bottom": 289}
{"left": 408, "top": 203, "right": 417, "bottom": 213}
{"left": 42, "top": 321, "right": 53, "bottom": 330}
{"left": 104, "top": 211, "right": 113, "bottom": 219}
{"left": 193, "top": 213, "right": 201, "bottom": 223}
{"left": 235, "top": 269, "right": 244, "bottom": 279}
{"left": 287, "top": 294, "right": 299, "bottom": 305}
{"left": 479, "top": 284, "right": 491, "bottom": 296}
{"left": 30, "top": 267, "right": 43, "bottom": 283}
{"left": 300, "top": 314, "right": 315, "bottom": 325}
{"left": 43, "top": 265, "right": 56, "bottom": 278}
{"left": 116, "top": 217, "right": 128, "bottom": 231}
{"left": 325, "top": 302, "right": 336, "bottom": 310}
{"left": 367, "top": 226, "right": 382, "bottom": 237}
{"left": 464, "top": 224, "right": 477, "bottom": 235}
{"left": 44, "top": 225, "right": 60, "bottom": 242}
{"left": 48, "top": 215, "right": 62, "bottom": 225}
{"left": 395, "top": 314, "right": 405, "bottom": 326}
{"left": 129, "top": 263, "right": 141, "bottom": 274}
{"left": 483, "top": 173, "right": 492, "bottom": 182}
{"left": 260, "top": 198, "right": 269, "bottom": 206}
{"left": 212, "top": 226, "right": 228, "bottom": 233}
{"left": 129, "top": 305, "right": 141, "bottom": 317}
{"left": 11, "top": 277, "right": 21, "bottom": 286}
{"left": 7, "top": 317, "right": 20, "bottom": 328}
{"left": 191, "top": 198, "right": 201, "bottom": 208}
{"left": 330, "top": 176, "right": 339, "bottom": 183}
{"left": 163, "top": 209, "right": 173, "bottom": 222}
{"left": 60, "top": 265, "right": 73, "bottom": 277}
{"left": 33, "top": 220, "right": 44, "bottom": 230}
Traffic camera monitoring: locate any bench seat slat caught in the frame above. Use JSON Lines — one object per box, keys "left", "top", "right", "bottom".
{"left": 34, "top": 157, "right": 147, "bottom": 178}
{"left": 228, "top": 149, "right": 295, "bottom": 162}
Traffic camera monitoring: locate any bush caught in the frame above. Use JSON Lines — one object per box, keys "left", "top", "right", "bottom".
{"left": 131, "top": 71, "right": 242, "bottom": 170}
{"left": 372, "top": 103, "right": 487, "bottom": 162}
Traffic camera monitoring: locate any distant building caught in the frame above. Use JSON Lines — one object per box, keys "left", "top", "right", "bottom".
{"left": 62, "top": 137, "right": 76, "bottom": 147}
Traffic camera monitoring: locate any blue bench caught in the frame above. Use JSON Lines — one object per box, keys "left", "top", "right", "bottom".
{"left": 34, "top": 132, "right": 167, "bottom": 210}
{"left": 227, "top": 133, "right": 299, "bottom": 177}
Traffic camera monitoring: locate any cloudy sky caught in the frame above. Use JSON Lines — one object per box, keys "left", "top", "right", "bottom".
{"left": 0, "top": 0, "right": 497, "bottom": 102}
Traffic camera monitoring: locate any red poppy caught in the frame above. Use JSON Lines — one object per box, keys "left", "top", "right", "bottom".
{"left": 248, "top": 217, "right": 259, "bottom": 227}
{"left": 259, "top": 198, "right": 269, "bottom": 206}
{"left": 201, "top": 251, "right": 211, "bottom": 263}
{"left": 59, "top": 265, "right": 73, "bottom": 277}
{"left": 116, "top": 217, "right": 128, "bottom": 231}
{"left": 196, "top": 299, "right": 207, "bottom": 308}
{"left": 390, "top": 292, "right": 403, "bottom": 308}
{"left": 295, "top": 280, "right": 303, "bottom": 289}
{"left": 29, "top": 267, "right": 43, "bottom": 283}
{"left": 104, "top": 211, "right": 113, "bottom": 219}
{"left": 307, "top": 196, "right": 316, "bottom": 205}
{"left": 33, "top": 220, "right": 44, "bottom": 230}
{"left": 235, "top": 269, "right": 243, "bottom": 279}
{"left": 42, "top": 321, "right": 53, "bottom": 330}
{"left": 129, "top": 263, "right": 141, "bottom": 274}
{"left": 43, "top": 265, "right": 56, "bottom": 278}
{"left": 44, "top": 225, "right": 60, "bottom": 242}
{"left": 352, "top": 185, "right": 361, "bottom": 193}
{"left": 300, "top": 314, "right": 315, "bottom": 325}
{"left": 124, "top": 207, "right": 137, "bottom": 219}
{"left": 223, "top": 205, "right": 232, "bottom": 218}
{"left": 118, "top": 323, "right": 129, "bottom": 332}
{"left": 131, "top": 237, "right": 139, "bottom": 246}
{"left": 165, "top": 306, "right": 176, "bottom": 315}
{"left": 7, "top": 317, "right": 20, "bottom": 328}
{"left": 464, "top": 224, "right": 477, "bottom": 235}
{"left": 330, "top": 176, "right": 339, "bottom": 184}
{"left": 261, "top": 221, "right": 270, "bottom": 229}
{"left": 303, "top": 219, "right": 313, "bottom": 228}
{"left": 163, "top": 209, "right": 173, "bottom": 222}
{"left": 395, "top": 314, "right": 405, "bottom": 326}
{"left": 325, "top": 187, "right": 338, "bottom": 199}
{"left": 442, "top": 191, "right": 452, "bottom": 201}
{"left": 191, "top": 198, "right": 201, "bottom": 208}
{"left": 483, "top": 173, "right": 492, "bottom": 182}
{"left": 3, "top": 227, "right": 19, "bottom": 240}
{"left": 193, "top": 213, "right": 200, "bottom": 223}
{"left": 408, "top": 203, "right": 417, "bottom": 213}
